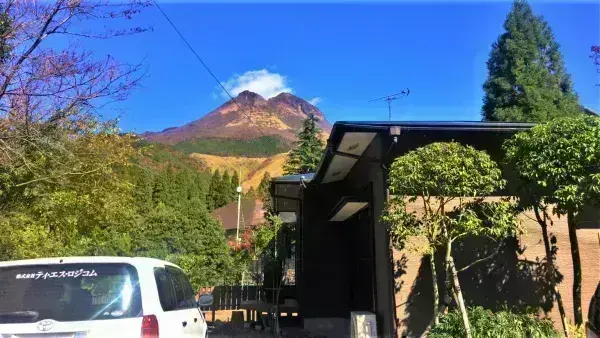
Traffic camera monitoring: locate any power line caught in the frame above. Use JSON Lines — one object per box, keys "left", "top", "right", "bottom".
{"left": 151, "top": 0, "right": 277, "bottom": 147}
{"left": 152, "top": 0, "right": 279, "bottom": 185}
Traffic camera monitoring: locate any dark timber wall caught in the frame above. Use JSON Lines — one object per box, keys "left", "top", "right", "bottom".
{"left": 300, "top": 134, "right": 397, "bottom": 337}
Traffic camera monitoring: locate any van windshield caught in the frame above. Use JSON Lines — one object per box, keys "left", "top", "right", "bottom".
{"left": 0, "top": 263, "right": 142, "bottom": 323}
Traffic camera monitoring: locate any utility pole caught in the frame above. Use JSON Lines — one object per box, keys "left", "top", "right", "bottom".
{"left": 369, "top": 88, "right": 410, "bottom": 121}
{"left": 235, "top": 168, "right": 245, "bottom": 287}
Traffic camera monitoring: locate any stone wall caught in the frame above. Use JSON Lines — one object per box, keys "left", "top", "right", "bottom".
{"left": 393, "top": 199, "right": 600, "bottom": 337}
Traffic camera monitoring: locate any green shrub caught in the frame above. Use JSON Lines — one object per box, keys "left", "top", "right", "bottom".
{"left": 428, "top": 307, "right": 559, "bottom": 338}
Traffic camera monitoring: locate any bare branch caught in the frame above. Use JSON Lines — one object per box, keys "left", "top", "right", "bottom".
{"left": 457, "top": 238, "right": 505, "bottom": 273}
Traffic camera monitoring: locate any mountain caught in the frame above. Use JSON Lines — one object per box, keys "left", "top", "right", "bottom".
{"left": 189, "top": 152, "right": 288, "bottom": 191}
{"left": 143, "top": 91, "right": 332, "bottom": 144}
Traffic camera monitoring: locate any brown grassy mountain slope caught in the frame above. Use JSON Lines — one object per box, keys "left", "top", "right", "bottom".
{"left": 189, "top": 152, "right": 288, "bottom": 190}
{"left": 143, "top": 91, "right": 331, "bottom": 144}
{"left": 242, "top": 153, "right": 288, "bottom": 190}
{"left": 188, "top": 154, "right": 265, "bottom": 179}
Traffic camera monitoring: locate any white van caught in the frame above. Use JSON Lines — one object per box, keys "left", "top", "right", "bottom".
{"left": 0, "top": 256, "right": 210, "bottom": 337}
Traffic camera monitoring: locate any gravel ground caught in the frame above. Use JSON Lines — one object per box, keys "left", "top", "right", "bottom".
{"left": 207, "top": 322, "right": 327, "bottom": 338}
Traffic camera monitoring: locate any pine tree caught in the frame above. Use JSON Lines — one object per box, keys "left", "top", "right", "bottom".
{"left": 257, "top": 171, "right": 273, "bottom": 215}
{"left": 245, "top": 186, "right": 257, "bottom": 199}
{"left": 130, "top": 167, "right": 154, "bottom": 214}
{"left": 231, "top": 170, "right": 240, "bottom": 201}
{"left": 482, "top": 0, "right": 580, "bottom": 122}
{"left": 152, "top": 170, "right": 174, "bottom": 207}
{"left": 257, "top": 171, "right": 271, "bottom": 202}
{"left": 222, "top": 170, "right": 232, "bottom": 202}
{"left": 208, "top": 169, "right": 227, "bottom": 210}
{"left": 283, "top": 114, "right": 324, "bottom": 175}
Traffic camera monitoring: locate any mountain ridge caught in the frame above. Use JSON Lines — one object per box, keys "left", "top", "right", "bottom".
{"left": 143, "top": 91, "right": 331, "bottom": 144}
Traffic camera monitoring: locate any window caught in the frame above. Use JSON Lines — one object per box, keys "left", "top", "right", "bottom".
{"left": 166, "top": 266, "right": 196, "bottom": 310}
{"left": 153, "top": 267, "right": 176, "bottom": 312}
{"left": 0, "top": 263, "right": 142, "bottom": 323}
{"left": 154, "top": 266, "right": 196, "bottom": 312}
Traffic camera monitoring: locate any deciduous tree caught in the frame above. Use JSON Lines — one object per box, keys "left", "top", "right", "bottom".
{"left": 592, "top": 45, "right": 600, "bottom": 84}
{"left": 383, "top": 142, "right": 520, "bottom": 337}
{"left": 504, "top": 116, "right": 600, "bottom": 326}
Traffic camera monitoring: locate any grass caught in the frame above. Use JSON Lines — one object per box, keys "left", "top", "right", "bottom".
{"left": 172, "top": 136, "right": 292, "bottom": 157}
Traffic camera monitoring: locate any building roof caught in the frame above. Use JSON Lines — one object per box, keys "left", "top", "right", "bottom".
{"left": 270, "top": 120, "right": 538, "bottom": 213}
{"left": 211, "top": 199, "right": 265, "bottom": 231}
{"left": 312, "top": 120, "right": 534, "bottom": 185}
{"left": 271, "top": 173, "right": 314, "bottom": 183}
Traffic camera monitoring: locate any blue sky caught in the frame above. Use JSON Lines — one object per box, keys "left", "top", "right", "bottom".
{"left": 80, "top": 1, "right": 600, "bottom": 133}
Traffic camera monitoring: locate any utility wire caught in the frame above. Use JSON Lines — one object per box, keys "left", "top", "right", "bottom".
{"left": 153, "top": 0, "right": 281, "bottom": 189}
{"left": 152, "top": 0, "right": 278, "bottom": 148}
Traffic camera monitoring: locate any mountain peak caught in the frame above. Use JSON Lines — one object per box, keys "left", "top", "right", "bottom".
{"left": 236, "top": 90, "right": 266, "bottom": 102}
{"left": 143, "top": 91, "right": 331, "bottom": 144}
{"left": 273, "top": 92, "right": 294, "bottom": 99}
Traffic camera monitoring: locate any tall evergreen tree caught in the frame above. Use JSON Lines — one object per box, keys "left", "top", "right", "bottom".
{"left": 130, "top": 167, "right": 154, "bottom": 214}
{"left": 245, "top": 186, "right": 257, "bottom": 200}
{"left": 257, "top": 171, "right": 273, "bottom": 214}
{"left": 208, "top": 169, "right": 228, "bottom": 211}
{"left": 482, "top": 0, "right": 580, "bottom": 122}
{"left": 231, "top": 170, "right": 240, "bottom": 201}
{"left": 152, "top": 170, "right": 172, "bottom": 207}
{"left": 257, "top": 172, "right": 271, "bottom": 202}
{"left": 283, "top": 114, "right": 325, "bottom": 175}
{"left": 222, "top": 170, "right": 232, "bottom": 202}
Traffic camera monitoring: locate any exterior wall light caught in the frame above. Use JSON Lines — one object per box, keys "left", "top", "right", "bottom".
{"left": 329, "top": 197, "right": 369, "bottom": 222}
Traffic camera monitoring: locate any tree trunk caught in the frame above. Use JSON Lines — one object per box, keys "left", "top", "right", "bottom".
{"left": 430, "top": 252, "right": 440, "bottom": 326}
{"left": 445, "top": 241, "right": 471, "bottom": 338}
{"left": 540, "top": 220, "right": 569, "bottom": 337}
{"left": 567, "top": 211, "right": 583, "bottom": 325}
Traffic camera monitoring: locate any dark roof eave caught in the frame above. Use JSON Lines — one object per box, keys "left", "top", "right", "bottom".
{"left": 311, "top": 121, "right": 535, "bottom": 185}
{"left": 271, "top": 173, "right": 315, "bottom": 184}
{"left": 334, "top": 120, "right": 535, "bottom": 131}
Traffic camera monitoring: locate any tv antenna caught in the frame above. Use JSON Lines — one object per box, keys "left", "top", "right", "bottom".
{"left": 369, "top": 88, "right": 410, "bottom": 121}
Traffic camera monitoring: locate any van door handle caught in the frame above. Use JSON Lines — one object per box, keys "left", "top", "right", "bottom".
{"left": 194, "top": 318, "right": 198, "bottom": 323}
{"left": 182, "top": 321, "right": 187, "bottom": 327}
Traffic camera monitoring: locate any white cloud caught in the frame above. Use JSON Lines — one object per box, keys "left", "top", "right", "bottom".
{"left": 220, "top": 69, "right": 292, "bottom": 99}
{"left": 308, "top": 97, "right": 322, "bottom": 106}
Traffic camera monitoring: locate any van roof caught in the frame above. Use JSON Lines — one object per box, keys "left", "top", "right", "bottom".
{"left": 0, "top": 256, "right": 181, "bottom": 269}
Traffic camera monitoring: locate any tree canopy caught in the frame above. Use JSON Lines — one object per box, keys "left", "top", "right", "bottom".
{"left": 283, "top": 114, "right": 324, "bottom": 175}
{"left": 0, "top": 2, "right": 231, "bottom": 289}
{"left": 504, "top": 116, "right": 600, "bottom": 325}
{"left": 384, "top": 142, "right": 520, "bottom": 336}
{"left": 482, "top": 0, "right": 580, "bottom": 122}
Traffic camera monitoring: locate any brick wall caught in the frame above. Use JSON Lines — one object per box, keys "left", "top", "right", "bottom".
{"left": 393, "top": 198, "right": 600, "bottom": 337}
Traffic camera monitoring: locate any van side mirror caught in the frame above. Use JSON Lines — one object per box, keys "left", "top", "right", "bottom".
{"left": 197, "top": 294, "right": 213, "bottom": 307}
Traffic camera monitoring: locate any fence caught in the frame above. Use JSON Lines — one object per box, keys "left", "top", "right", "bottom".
{"left": 198, "top": 285, "right": 263, "bottom": 311}
{"left": 198, "top": 285, "right": 298, "bottom": 323}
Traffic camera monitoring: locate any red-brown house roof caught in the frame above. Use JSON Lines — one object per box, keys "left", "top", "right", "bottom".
{"left": 211, "top": 199, "right": 265, "bottom": 231}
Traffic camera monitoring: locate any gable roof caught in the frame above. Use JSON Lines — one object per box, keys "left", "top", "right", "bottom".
{"left": 211, "top": 199, "right": 265, "bottom": 231}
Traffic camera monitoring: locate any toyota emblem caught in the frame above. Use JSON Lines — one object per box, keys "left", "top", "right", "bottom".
{"left": 37, "top": 319, "right": 54, "bottom": 332}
